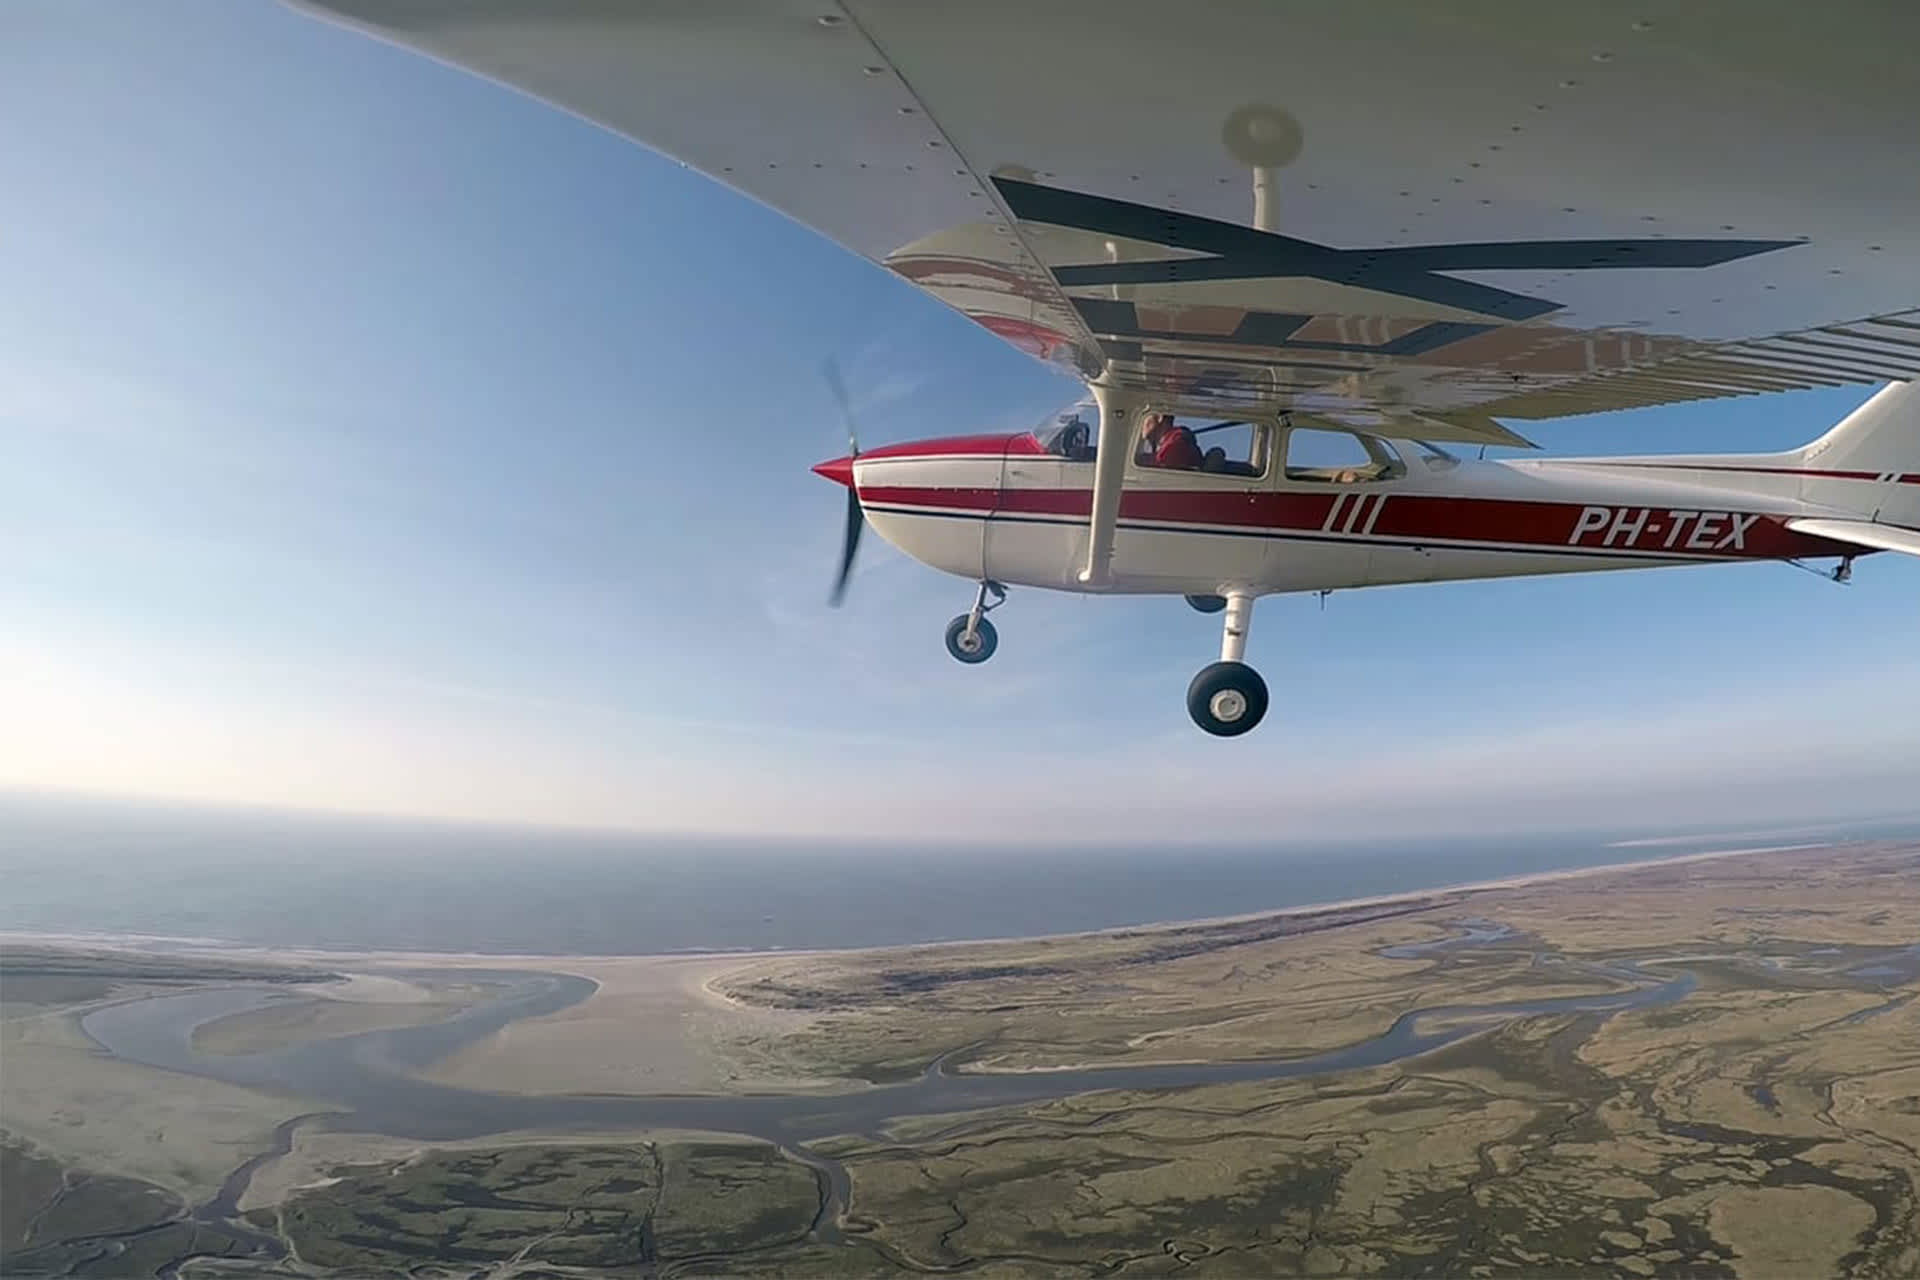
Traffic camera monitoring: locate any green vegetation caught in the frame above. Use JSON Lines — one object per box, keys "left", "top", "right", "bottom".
{"left": 0, "top": 1134, "right": 260, "bottom": 1278}
{"left": 277, "top": 1140, "right": 822, "bottom": 1273}
{"left": 4, "top": 843, "right": 1916, "bottom": 1276}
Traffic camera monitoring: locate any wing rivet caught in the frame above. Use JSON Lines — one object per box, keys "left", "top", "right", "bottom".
{"left": 816, "top": 13, "right": 844, "bottom": 26}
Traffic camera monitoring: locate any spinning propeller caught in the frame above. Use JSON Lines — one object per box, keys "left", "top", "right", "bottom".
{"left": 821, "top": 357, "right": 864, "bottom": 607}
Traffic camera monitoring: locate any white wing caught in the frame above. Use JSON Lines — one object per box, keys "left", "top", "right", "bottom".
{"left": 290, "top": 1, "right": 1920, "bottom": 441}
{"left": 1786, "top": 519, "right": 1920, "bottom": 560}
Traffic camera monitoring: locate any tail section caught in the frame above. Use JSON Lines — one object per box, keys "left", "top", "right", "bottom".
{"left": 1795, "top": 381, "right": 1920, "bottom": 528}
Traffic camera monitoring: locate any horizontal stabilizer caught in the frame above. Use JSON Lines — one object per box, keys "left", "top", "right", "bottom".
{"left": 1786, "top": 518, "right": 1920, "bottom": 559}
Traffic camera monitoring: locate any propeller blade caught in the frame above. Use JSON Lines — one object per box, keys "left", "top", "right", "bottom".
{"left": 829, "top": 485, "right": 864, "bottom": 607}
{"left": 822, "top": 356, "right": 860, "bottom": 457}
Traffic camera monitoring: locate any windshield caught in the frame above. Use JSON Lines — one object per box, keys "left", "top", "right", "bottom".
{"left": 1031, "top": 397, "right": 1100, "bottom": 457}
{"left": 1031, "top": 398, "right": 1099, "bottom": 451}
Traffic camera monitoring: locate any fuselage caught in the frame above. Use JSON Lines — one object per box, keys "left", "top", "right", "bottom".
{"left": 829, "top": 430, "right": 1875, "bottom": 598}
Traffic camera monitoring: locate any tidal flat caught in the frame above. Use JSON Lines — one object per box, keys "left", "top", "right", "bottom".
{"left": 2, "top": 841, "right": 1917, "bottom": 1277}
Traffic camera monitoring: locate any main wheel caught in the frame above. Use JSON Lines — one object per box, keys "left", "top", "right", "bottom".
{"left": 1186, "top": 661, "right": 1269, "bottom": 736}
{"left": 1185, "top": 593, "right": 1227, "bottom": 614}
{"left": 944, "top": 615, "right": 998, "bottom": 664}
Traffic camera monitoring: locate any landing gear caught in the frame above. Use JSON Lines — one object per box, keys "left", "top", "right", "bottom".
{"left": 944, "top": 581, "right": 1005, "bottom": 665}
{"left": 944, "top": 615, "right": 997, "bottom": 663}
{"left": 1187, "top": 662, "right": 1268, "bottom": 736}
{"left": 1187, "top": 591, "right": 1268, "bottom": 736}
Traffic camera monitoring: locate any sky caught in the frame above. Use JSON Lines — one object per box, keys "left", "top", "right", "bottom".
{"left": 2, "top": 1, "right": 1916, "bottom": 846}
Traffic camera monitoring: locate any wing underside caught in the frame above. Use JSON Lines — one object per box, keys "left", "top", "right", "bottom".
{"left": 1786, "top": 519, "right": 1920, "bottom": 559}
{"left": 289, "top": 1, "right": 1920, "bottom": 439}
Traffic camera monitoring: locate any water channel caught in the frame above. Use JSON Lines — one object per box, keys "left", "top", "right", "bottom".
{"left": 76, "top": 926, "right": 1701, "bottom": 1257}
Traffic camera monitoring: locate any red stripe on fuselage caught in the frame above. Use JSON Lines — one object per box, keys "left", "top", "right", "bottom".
{"left": 858, "top": 485, "right": 1856, "bottom": 560}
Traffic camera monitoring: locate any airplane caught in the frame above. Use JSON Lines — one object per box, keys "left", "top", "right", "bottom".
{"left": 813, "top": 385, "right": 1919, "bottom": 734}
{"left": 290, "top": 1, "right": 1920, "bottom": 735}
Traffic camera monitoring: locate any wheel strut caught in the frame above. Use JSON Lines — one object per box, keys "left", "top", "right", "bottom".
{"left": 1188, "top": 590, "right": 1267, "bottom": 736}
{"left": 964, "top": 580, "right": 1006, "bottom": 638}
{"left": 1219, "top": 591, "right": 1253, "bottom": 663}
{"left": 946, "top": 582, "right": 1006, "bottom": 665}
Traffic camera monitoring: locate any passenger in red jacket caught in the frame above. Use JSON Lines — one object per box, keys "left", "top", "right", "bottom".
{"left": 1141, "top": 414, "right": 1202, "bottom": 470}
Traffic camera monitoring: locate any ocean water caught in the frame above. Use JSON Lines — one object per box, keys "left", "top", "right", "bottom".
{"left": 2, "top": 793, "right": 1915, "bottom": 956}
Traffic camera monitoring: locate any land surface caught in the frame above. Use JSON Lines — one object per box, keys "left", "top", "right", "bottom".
{"left": 1, "top": 841, "right": 1916, "bottom": 1277}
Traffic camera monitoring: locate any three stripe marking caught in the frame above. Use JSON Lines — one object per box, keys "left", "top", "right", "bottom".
{"left": 1322, "top": 492, "right": 1389, "bottom": 536}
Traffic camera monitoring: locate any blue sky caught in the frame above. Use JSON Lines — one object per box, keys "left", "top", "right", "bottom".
{"left": 3, "top": 0, "right": 1915, "bottom": 844}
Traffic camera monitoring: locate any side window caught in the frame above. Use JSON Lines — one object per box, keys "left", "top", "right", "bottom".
{"left": 1136, "top": 416, "right": 1271, "bottom": 477}
{"left": 1283, "top": 429, "right": 1405, "bottom": 483}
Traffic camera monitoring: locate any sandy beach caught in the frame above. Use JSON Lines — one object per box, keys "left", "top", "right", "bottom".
{"left": 1, "top": 839, "right": 1859, "bottom": 1106}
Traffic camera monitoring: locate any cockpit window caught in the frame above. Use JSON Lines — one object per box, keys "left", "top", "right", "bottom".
{"left": 1282, "top": 428, "right": 1406, "bottom": 483}
{"left": 1033, "top": 400, "right": 1099, "bottom": 461}
{"left": 1136, "top": 416, "right": 1271, "bottom": 477}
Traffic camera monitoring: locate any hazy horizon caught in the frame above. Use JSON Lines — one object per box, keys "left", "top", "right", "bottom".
{"left": 4, "top": 783, "right": 1917, "bottom": 856}
{"left": 7, "top": 787, "right": 1917, "bottom": 955}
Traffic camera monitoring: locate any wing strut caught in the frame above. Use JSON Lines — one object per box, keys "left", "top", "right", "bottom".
{"left": 1080, "top": 378, "right": 1141, "bottom": 587}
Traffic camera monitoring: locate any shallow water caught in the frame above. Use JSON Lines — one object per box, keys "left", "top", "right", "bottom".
{"left": 81, "top": 947, "right": 1696, "bottom": 1150}
{"left": 70, "top": 925, "right": 1700, "bottom": 1262}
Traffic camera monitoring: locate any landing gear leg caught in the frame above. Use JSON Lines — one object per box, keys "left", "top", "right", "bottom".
{"left": 1187, "top": 590, "right": 1268, "bottom": 736}
{"left": 945, "top": 581, "right": 1005, "bottom": 665}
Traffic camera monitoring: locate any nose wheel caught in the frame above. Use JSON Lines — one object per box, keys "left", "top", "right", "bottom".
{"left": 944, "top": 614, "right": 997, "bottom": 663}
{"left": 1188, "top": 590, "right": 1268, "bottom": 736}
{"left": 944, "top": 581, "right": 1005, "bottom": 665}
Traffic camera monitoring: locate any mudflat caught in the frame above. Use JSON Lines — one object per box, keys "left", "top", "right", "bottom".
{"left": 2, "top": 841, "right": 1916, "bottom": 1277}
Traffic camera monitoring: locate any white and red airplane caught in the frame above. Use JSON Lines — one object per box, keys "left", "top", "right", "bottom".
{"left": 293, "top": 1, "right": 1920, "bottom": 735}
{"left": 813, "top": 385, "right": 1918, "bottom": 733}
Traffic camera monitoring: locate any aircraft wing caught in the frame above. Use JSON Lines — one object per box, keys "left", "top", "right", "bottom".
{"left": 1785, "top": 519, "right": 1920, "bottom": 560}
{"left": 290, "top": 1, "right": 1920, "bottom": 445}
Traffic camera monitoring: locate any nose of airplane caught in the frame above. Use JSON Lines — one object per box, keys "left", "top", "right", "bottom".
{"left": 811, "top": 455, "right": 855, "bottom": 488}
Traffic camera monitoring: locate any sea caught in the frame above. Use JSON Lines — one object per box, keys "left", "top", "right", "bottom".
{"left": 3, "top": 792, "right": 1916, "bottom": 956}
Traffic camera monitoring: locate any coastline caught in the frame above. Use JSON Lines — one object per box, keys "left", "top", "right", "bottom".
{"left": 7, "top": 840, "right": 1914, "bottom": 1279}
{"left": 0, "top": 837, "right": 1848, "bottom": 970}
{"left": 0, "top": 839, "right": 1876, "bottom": 1101}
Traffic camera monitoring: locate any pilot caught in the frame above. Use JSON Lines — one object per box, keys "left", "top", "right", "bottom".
{"left": 1141, "top": 413, "right": 1202, "bottom": 470}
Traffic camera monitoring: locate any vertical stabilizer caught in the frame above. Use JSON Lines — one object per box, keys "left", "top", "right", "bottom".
{"left": 1795, "top": 382, "right": 1920, "bottom": 527}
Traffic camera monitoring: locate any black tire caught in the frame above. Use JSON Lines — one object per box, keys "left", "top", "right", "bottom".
{"left": 1185, "top": 593, "right": 1228, "bottom": 614}
{"left": 944, "top": 615, "right": 998, "bottom": 664}
{"left": 1186, "top": 661, "right": 1269, "bottom": 736}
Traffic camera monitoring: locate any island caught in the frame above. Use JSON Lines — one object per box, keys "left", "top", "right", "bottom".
{"left": 3, "top": 840, "right": 1916, "bottom": 1277}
